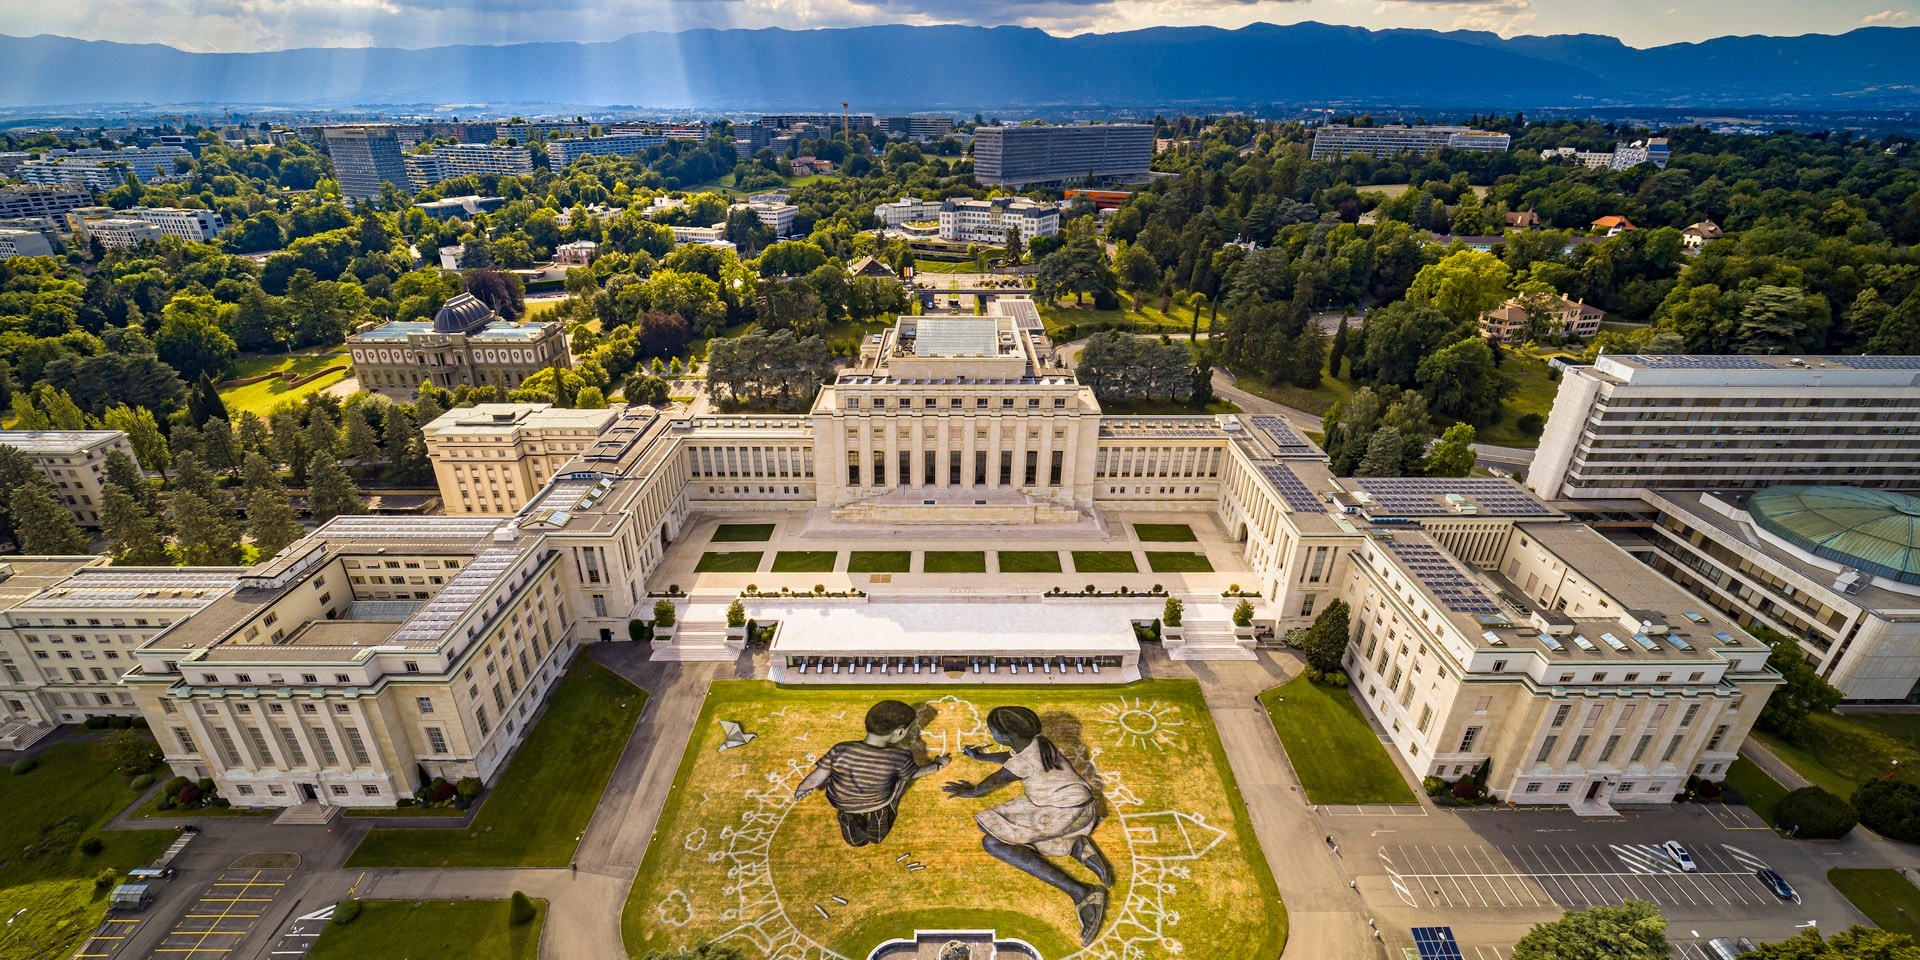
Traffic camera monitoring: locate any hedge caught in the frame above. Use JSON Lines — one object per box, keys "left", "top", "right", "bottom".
{"left": 1775, "top": 785, "right": 1858, "bottom": 839}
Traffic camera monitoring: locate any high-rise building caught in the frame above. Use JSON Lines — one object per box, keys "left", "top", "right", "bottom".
{"left": 545, "top": 134, "right": 667, "bottom": 171}
{"left": 881, "top": 116, "right": 955, "bottom": 140}
{"left": 322, "top": 126, "right": 410, "bottom": 200}
{"left": 1309, "top": 125, "right": 1512, "bottom": 160}
{"left": 970, "top": 124, "right": 1155, "bottom": 187}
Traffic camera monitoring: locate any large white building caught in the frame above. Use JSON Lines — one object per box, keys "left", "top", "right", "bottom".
{"left": 938, "top": 197, "right": 1060, "bottom": 244}
{"left": 0, "top": 430, "right": 138, "bottom": 527}
{"left": 127, "top": 206, "right": 225, "bottom": 243}
{"left": 971, "top": 124, "right": 1155, "bottom": 187}
{"left": 15, "top": 146, "right": 193, "bottom": 190}
{"left": 546, "top": 134, "right": 668, "bottom": 170}
{"left": 86, "top": 218, "right": 165, "bottom": 250}
{"left": 0, "top": 227, "right": 54, "bottom": 260}
{"left": 874, "top": 197, "right": 942, "bottom": 227}
{"left": 1310, "top": 125, "right": 1512, "bottom": 161}
{"left": 0, "top": 186, "right": 95, "bottom": 227}
{"left": 405, "top": 143, "right": 536, "bottom": 189}
{"left": 731, "top": 198, "right": 798, "bottom": 238}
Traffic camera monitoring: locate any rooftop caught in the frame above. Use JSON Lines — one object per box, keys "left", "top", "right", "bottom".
{"left": 424, "top": 403, "right": 620, "bottom": 438}
{"left": 1747, "top": 485, "right": 1920, "bottom": 586}
{"left": 0, "top": 430, "right": 125, "bottom": 453}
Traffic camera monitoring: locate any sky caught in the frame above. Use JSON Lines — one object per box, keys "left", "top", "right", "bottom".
{"left": 2, "top": 0, "right": 1917, "bottom": 53}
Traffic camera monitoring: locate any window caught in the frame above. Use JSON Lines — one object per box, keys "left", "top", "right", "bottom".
{"left": 1524, "top": 782, "right": 1541, "bottom": 794}
{"left": 237, "top": 784, "right": 255, "bottom": 796}
{"left": 403, "top": 660, "right": 420, "bottom": 673}
{"left": 302, "top": 674, "right": 318, "bottom": 684}
{"left": 312, "top": 728, "right": 338, "bottom": 766}
{"left": 1551, "top": 704, "right": 1571, "bottom": 727}
{"left": 1299, "top": 594, "right": 1317, "bottom": 618}
{"left": 417, "top": 697, "right": 435, "bottom": 714}
{"left": 475, "top": 706, "right": 492, "bottom": 736}
{"left": 1558, "top": 673, "right": 1575, "bottom": 683}
{"left": 235, "top": 673, "right": 253, "bottom": 684}
{"left": 1458, "top": 727, "right": 1480, "bottom": 752}
{"left": 1491, "top": 660, "right": 1507, "bottom": 672}
{"left": 277, "top": 727, "right": 307, "bottom": 766}
{"left": 1680, "top": 703, "right": 1700, "bottom": 726}
{"left": 1536, "top": 736, "right": 1558, "bottom": 763}
{"left": 175, "top": 727, "right": 197, "bottom": 754}
{"left": 245, "top": 726, "right": 275, "bottom": 766}
{"left": 1630, "top": 735, "right": 1652, "bottom": 762}
{"left": 1617, "top": 782, "right": 1634, "bottom": 793}
{"left": 1417, "top": 705, "right": 1433, "bottom": 733}
{"left": 1555, "top": 782, "right": 1573, "bottom": 793}
{"left": 216, "top": 727, "right": 244, "bottom": 766}
{"left": 427, "top": 727, "right": 449, "bottom": 755}
{"left": 1707, "top": 725, "right": 1729, "bottom": 750}
{"left": 363, "top": 785, "right": 381, "bottom": 796}
{"left": 332, "top": 784, "right": 350, "bottom": 796}
{"left": 1567, "top": 735, "right": 1589, "bottom": 762}
{"left": 1662, "top": 735, "right": 1684, "bottom": 762}
{"left": 344, "top": 727, "right": 371, "bottom": 766}
{"left": 1599, "top": 735, "right": 1621, "bottom": 762}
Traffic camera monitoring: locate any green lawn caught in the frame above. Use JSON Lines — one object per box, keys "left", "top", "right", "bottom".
{"left": 1752, "top": 711, "right": 1920, "bottom": 799}
{"left": 1467, "top": 349, "right": 1560, "bottom": 449}
{"left": 1135, "top": 523, "right": 1198, "bottom": 542}
{"left": 1038, "top": 300, "right": 1207, "bottom": 339}
{"left": 847, "top": 551, "right": 912, "bottom": 573}
{"left": 695, "top": 551, "right": 764, "bottom": 573}
{"left": 771, "top": 551, "right": 838, "bottom": 573}
{"left": 712, "top": 523, "right": 775, "bottom": 543}
{"left": 1722, "top": 757, "right": 1790, "bottom": 826}
{"left": 997, "top": 550, "right": 1063, "bottom": 573}
{"left": 1830, "top": 869, "right": 1920, "bottom": 938}
{"left": 220, "top": 352, "right": 352, "bottom": 417}
{"left": 923, "top": 551, "right": 987, "bottom": 573}
{"left": 1147, "top": 551, "right": 1215, "bottom": 573}
{"left": 312, "top": 899, "right": 543, "bottom": 960}
{"left": 130, "top": 789, "right": 273, "bottom": 819}
{"left": 347, "top": 658, "right": 646, "bottom": 868}
{"left": 0, "top": 742, "right": 178, "bottom": 958}
{"left": 1260, "top": 675, "right": 1418, "bottom": 805}
{"left": 1072, "top": 551, "right": 1139, "bottom": 574}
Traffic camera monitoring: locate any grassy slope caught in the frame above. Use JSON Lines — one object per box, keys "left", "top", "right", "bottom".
{"left": 220, "top": 352, "right": 352, "bottom": 417}
{"left": 1260, "top": 675, "right": 1418, "bottom": 805}
{"left": 347, "top": 658, "right": 645, "bottom": 868}
{"left": 1228, "top": 347, "right": 1557, "bottom": 449}
{"left": 1722, "top": 757, "right": 1789, "bottom": 825}
{"left": 1752, "top": 711, "right": 1920, "bottom": 799}
{"left": 0, "top": 742, "right": 177, "bottom": 957}
{"left": 311, "top": 900, "right": 543, "bottom": 960}
{"left": 1829, "top": 869, "right": 1920, "bottom": 938}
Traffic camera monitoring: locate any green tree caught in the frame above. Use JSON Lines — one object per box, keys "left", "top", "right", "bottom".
{"left": 242, "top": 453, "right": 304, "bottom": 558}
{"left": 101, "top": 483, "right": 170, "bottom": 565}
{"left": 343, "top": 411, "right": 382, "bottom": 465}
{"left": 1748, "top": 926, "right": 1919, "bottom": 960}
{"left": 1773, "top": 786, "right": 1857, "bottom": 838}
{"left": 1417, "top": 336, "right": 1515, "bottom": 426}
{"left": 1356, "top": 426, "right": 1406, "bottom": 477}
{"left": 1510, "top": 901, "right": 1667, "bottom": 960}
{"left": 1425, "top": 423, "right": 1478, "bottom": 477}
{"left": 508, "top": 890, "right": 537, "bottom": 926}
{"left": 172, "top": 451, "right": 220, "bottom": 504}
{"left": 1866, "top": 288, "right": 1920, "bottom": 355}
{"left": 1114, "top": 243, "right": 1161, "bottom": 312}
{"left": 103, "top": 448, "right": 163, "bottom": 519}
{"left": 306, "top": 449, "right": 366, "bottom": 524}
{"left": 1408, "top": 250, "right": 1513, "bottom": 329}
{"left": 1752, "top": 628, "right": 1843, "bottom": 744}
{"left": 1511, "top": 279, "right": 1562, "bottom": 344}
{"left": 105, "top": 404, "right": 173, "bottom": 480}
{"left": 35, "top": 384, "right": 92, "bottom": 429}
{"left": 171, "top": 489, "right": 240, "bottom": 565}
{"left": 1302, "top": 598, "right": 1351, "bottom": 674}
{"left": 189, "top": 373, "right": 230, "bottom": 426}
{"left": 155, "top": 294, "right": 240, "bottom": 382}
{"left": 382, "top": 407, "right": 429, "bottom": 483}
{"left": 9, "top": 390, "right": 50, "bottom": 430}
{"left": 105, "top": 728, "right": 162, "bottom": 773}
{"left": 9, "top": 481, "right": 89, "bottom": 554}
{"left": 1736, "top": 285, "right": 1832, "bottom": 355}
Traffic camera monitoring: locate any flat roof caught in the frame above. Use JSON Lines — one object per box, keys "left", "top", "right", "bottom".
{"left": 762, "top": 601, "right": 1153, "bottom": 655}
{"left": 0, "top": 430, "right": 124, "bottom": 453}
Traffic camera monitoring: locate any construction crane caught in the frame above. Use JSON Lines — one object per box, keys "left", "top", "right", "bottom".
{"left": 842, "top": 101, "right": 850, "bottom": 146}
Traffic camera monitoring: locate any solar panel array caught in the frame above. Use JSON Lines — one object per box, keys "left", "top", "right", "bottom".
{"left": 1352, "top": 478, "right": 1552, "bottom": 516}
{"left": 1412, "top": 927, "right": 1464, "bottom": 960}
{"left": 1622, "top": 355, "right": 1771, "bottom": 369}
{"left": 391, "top": 546, "right": 526, "bottom": 645}
{"left": 1383, "top": 540, "right": 1500, "bottom": 614}
{"left": 1259, "top": 464, "right": 1327, "bottom": 512}
{"left": 913, "top": 318, "right": 999, "bottom": 357}
{"left": 1249, "top": 416, "right": 1316, "bottom": 455}
{"left": 1831, "top": 356, "right": 1920, "bottom": 369}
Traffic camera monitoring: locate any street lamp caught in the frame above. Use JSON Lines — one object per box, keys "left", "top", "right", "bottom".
{"left": 7, "top": 909, "right": 52, "bottom": 960}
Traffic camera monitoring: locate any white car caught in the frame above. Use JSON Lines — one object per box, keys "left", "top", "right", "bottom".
{"left": 1663, "top": 840, "right": 1698, "bottom": 872}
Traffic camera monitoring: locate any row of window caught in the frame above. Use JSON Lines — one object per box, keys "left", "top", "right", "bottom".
{"left": 845, "top": 448, "right": 1066, "bottom": 488}
{"left": 845, "top": 396, "right": 1069, "bottom": 410}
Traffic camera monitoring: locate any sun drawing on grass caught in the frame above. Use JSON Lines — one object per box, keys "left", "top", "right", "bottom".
{"left": 1100, "top": 697, "right": 1187, "bottom": 751}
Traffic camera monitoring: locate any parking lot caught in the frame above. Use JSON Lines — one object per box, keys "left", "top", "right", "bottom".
{"left": 1381, "top": 842, "right": 1782, "bottom": 909}
{"left": 145, "top": 869, "right": 292, "bottom": 958}
{"left": 71, "top": 915, "right": 146, "bottom": 959}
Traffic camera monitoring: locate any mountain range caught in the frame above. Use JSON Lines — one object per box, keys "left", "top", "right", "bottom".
{"left": 2, "top": 22, "right": 1919, "bottom": 112}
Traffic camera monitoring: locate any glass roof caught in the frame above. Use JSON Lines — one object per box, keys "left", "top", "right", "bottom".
{"left": 1748, "top": 485, "right": 1920, "bottom": 585}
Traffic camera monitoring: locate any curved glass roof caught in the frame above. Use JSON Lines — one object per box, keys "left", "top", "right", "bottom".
{"left": 1748, "top": 485, "right": 1920, "bottom": 586}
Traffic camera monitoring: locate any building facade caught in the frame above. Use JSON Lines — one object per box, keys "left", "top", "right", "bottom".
{"left": 16, "top": 147, "right": 192, "bottom": 190}
{"left": 546, "top": 134, "right": 668, "bottom": 171}
{"left": 0, "top": 430, "right": 137, "bottom": 527}
{"left": 938, "top": 197, "right": 1060, "bottom": 244}
{"left": 0, "top": 186, "right": 95, "bottom": 226}
{"left": 424, "top": 404, "right": 622, "bottom": 516}
{"left": 347, "top": 293, "right": 571, "bottom": 399}
{"left": 1478, "top": 295, "right": 1606, "bottom": 343}
{"left": 0, "top": 227, "right": 54, "bottom": 260}
{"left": 406, "top": 144, "right": 537, "bottom": 188}
{"left": 128, "top": 206, "right": 225, "bottom": 242}
{"left": 881, "top": 116, "right": 956, "bottom": 140}
{"left": 1310, "top": 125, "right": 1512, "bottom": 161}
{"left": 971, "top": 124, "right": 1155, "bottom": 187}
{"left": 323, "top": 126, "right": 411, "bottom": 200}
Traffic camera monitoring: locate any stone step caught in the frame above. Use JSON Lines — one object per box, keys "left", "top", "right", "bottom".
{"left": 1165, "top": 642, "right": 1259, "bottom": 661}
{"left": 273, "top": 801, "right": 342, "bottom": 826}
{"left": 650, "top": 624, "right": 743, "bottom": 662}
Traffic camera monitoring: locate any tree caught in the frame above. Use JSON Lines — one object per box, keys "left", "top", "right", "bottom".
{"left": 105, "top": 728, "right": 161, "bottom": 774}
{"left": 509, "top": 891, "right": 537, "bottom": 926}
{"left": 1773, "top": 786, "right": 1857, "bottom": 838}
{"left": 1302, "top": 599, "right": 1351, "bottom": 674}
{"left": 103, "top": 448, "right": 163, "bottom": 518}
{"left": 242, "top": 453, "right": 304, "bottom": 558}
{"left": 1425, "top": 423, "right": 1477, "bottom": 477}
{"left": 10, "top": 481, "right": 90, "bottom": 554}
{"left": 1851, "top": 779, "right": 1920, "bottom": 844}
{"left": 1866, "top": 288, "right": 1920, "bottom": 355}
{"left": 463, "top": 267, "right": 526, "bottom": 319}
{"left": 172, "top": 451, "right": 220, "bottom": 504}
{"left": 189, "top": 373, "right": 230, "bottom": 426}
{"left": 1753, "top": 629, "right": 1843, "bottom": 744}
{"left": 1328, "top": 315, "right": 1350, "bottom": 376}
{"left": 105, "top": 404, "right": 172, "bottom": 480}
{"left": 101, "top": 483, "right": 170, "bottom": 565}
{"left": 306, "top": 449, "right": 366, "bottom": 524}
{"left": 1162, "top": 596, "right": 1183, "bottom": 628}
{"left": 1748, "top": 926, "right": 1919, "bottom": 960}
{"left": 171, "top": 489, "right": 241, "bottom": 565}
{"left": 1416, "top": 337, "right": 1515, "bottom": 426}
{"left": 576, "top": 386, "right": 608, "bottom": 409}
{"left": 1114, "top": 243, "right": 1160, "bottom": 312}
{"left": 1510, "top": 901, "right": 1668, "bottom": 960}
{"left": 383, "top": 408, "right": 429, "bottom": 484}
{"left": 1511, "top": 279, "right": 1562, "bottom": 344}
{"left": 155, "top": 294, "right": 239, "bottom": 382}
{"left": 636, "top": 944, "right": 749, "bottom": 960}
{"left": 1356, "top": 426, "right": 1406, "bottom": 477}
{"left": 343, "top": 411, "right": 382, "bottom": 465}
{"left": 1736, "top": 285, "right": 1831, "bottom": 355}
{"left": 1408, "top": 250, "right": 1513, "bottom": 329}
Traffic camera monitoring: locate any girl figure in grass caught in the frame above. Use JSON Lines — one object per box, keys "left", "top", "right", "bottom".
{"left": 943, "top": 705, "right": 1112, "bottom": 947}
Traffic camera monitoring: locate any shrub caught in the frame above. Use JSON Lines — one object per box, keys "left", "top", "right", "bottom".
{"left": 10, "top": 756, "right": 38, "bottom": 775}
{"left": 653, "top": 599, "right": 676, "bottom": 628}
{"left": 213, "top": 797, "right": 230, "bottom": 809}
{"left": 396, "top": 797, "right": 415, "bottom": 808}
{"left": 156, "top": 799, "right": 174, "bottom": 811}
{"left": 429, "top": 780, "right": 456, "bottom": 804}
{"left": 455, "top": 776, "right": 483, "bottom": 800}
{"left": 95, "top": 868, "right": 120, "bottom": 889}
{"left": 1775, "top": 786, "right": 1858, "bottom": 839}
{"left": 1852, "top": 779, "right": 1920, "bottom": 843}
{"left": 1423, "top": 776, "right": 1449, "bottom": 797}
{"left": 163, "top": 776, "right": 191, "bottom": 799}
{"left": 177, "top": 784, "right": 202, "bottom": 806}
{"left": 1323, "top": 671, "right": 1349, "bottom": 687}
{"left": 80, "top": 837, "right": 105, "bottom": 856}
{"left": 333, "top": 899, "right": 363, "bottom": 925}
{"left": 726, "top": 599, "right": 746, "bottom": 628}
{"left": 509, "top": 890, "right": 537, "bottom": 925}
{"left": 197, "top": 777, "right": 215, "bottom": 794}
{"left": 1162, "top": 597, "right": 1183, "bottom": 628}
{"left": 130, "top": 773, "right": 155, "bottom": 791}
{"left": 1517, "top": 412, "right": 1546, "bottom": 437}
{"left": 1303, "top": 666, "right": 1324, "bottom": 683}
{"left": 1452, "top": 779, "right": 1482, "bottom": 801}
{"left": 1232, "top": 598, "right": 1256, "bottom": 627}
{"left": 85, "top": 716, "right": 111, "bottom": 730}
{"left": 627, "top": 618, "right": 646, "bottom": 641}
{"left": 1697, "top": 779, "right": 1723, "bottom": 801}
{"left": 110, "top": 716, "right": 133, "bottom": 729}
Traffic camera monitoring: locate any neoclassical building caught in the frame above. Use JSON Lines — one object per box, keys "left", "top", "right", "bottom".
{"left": 348, "top": 293, "right": 571, "bottom": 399}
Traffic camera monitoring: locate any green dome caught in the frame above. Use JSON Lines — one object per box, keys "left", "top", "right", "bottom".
{"left": 1748, "top": 485, "right": 1920, "bottom": 586}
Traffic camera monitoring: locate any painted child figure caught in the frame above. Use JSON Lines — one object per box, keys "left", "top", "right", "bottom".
{"left": 943, "top": 705, "right": 1113, "bottom": 947}
{"left": 794, "top": 699, "right": 950, "bottom": 847}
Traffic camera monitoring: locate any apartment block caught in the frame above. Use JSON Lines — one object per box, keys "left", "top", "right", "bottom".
{"left": 0, "top": 430, "right": 137, "bottom": 526}
{"left": 0, "top": 186, "right": 95, "bottom": 226}
{"left": 1309, "top": 125, "right": 1512, "bottom": 161}
{"left": 406, "top": 143, "right": 536, "bottom": 188}
{"left": 546, "top": 134, "right": 668, "bottom": 171}
{"left": 128, "top": 206, "right": 225, "bottom": 243}
{"left": 16, "top": 146, "right": 193, "bottom": 190}
{"left": 424, "top": 403, "right": 622, "bottom": 516}
{"left": 731, "top": 198, "right": 798, "bottom": 238}
{"left": 971, "top": 124, "right": 1155, "bottom": 187}
{"left": 0, "top": 227, "right": 54, "bottom": 260}
{"left": 87, "top": 218, "right": 166, "bottom": 250}
{"left": 881, "top": 116, "right": 955, "bottom": 140}
{"left": 322, "top": 126, "right": 411, "bottom": 200}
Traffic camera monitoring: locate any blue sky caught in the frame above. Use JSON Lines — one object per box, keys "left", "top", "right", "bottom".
{"left": 4, "top": 0, "right": 1917, "bottom": 52}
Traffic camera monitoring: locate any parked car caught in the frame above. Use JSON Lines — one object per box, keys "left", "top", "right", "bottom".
{"left": 1707, "top": 936, "right": 1756, "bottom": 960}
{"left": 1663, "top": 840, "right": 1698, "bottom": 872}
{"left": 1756, "top": 867, "right": 1800, "bottom": 903}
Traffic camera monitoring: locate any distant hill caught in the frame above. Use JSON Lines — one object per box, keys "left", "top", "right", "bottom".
{"left": 2, "top": 21, "right": 1918, "bottom": 111}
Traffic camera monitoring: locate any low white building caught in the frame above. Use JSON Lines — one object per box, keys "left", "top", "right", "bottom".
{"left": 0, "top": 227, "right": 54, "bottom": 260}
{"left": 731, "top": 199, "right": 798, "bottom": 238}
{"left": 874, "top": 197, "right": 942, "bottom": 227}
{"left": 938, "top": 197, "right": 1060, "bottom": 244}
{"left": 87, "top": 218, "right": 165, "bottom": 249}
{"left": 130, "top": 207, "right": 225, "bottom": 243}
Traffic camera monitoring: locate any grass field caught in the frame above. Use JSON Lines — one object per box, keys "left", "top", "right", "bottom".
{"left": 1146, "top": 552, "right": 1215, "bottom": 573}
{"left": 1227, "top": 347, "right": 1556, "bottom": 449}
{"left": 1038, "top": 301, "right": 1208, "bottom": 339}
{"left": 1135, "top": 524, "right": 1197, "bottom": 542}
{"left": 1722, "top": 757, "right": 1790, "bottom": 826}
{"left": 772, "top": 551, "right": 838, "bottom": 573}
{"left": 696, "top": 551, "right": 765, "bottom": 573}
{"left": 622, "top": 680, "right": 1286, "bottom": 960}
{"left": 848, "top": 551, "right": 912, "bottom": 573}
{"left": 1260, "top": 676, "right": 1417, "bottom": 805}
{"left": 998, "top": 550, "right": 1064, "bottom": 573}
{"left": 0, "top": 742, "right": 178, "bottom": 957}
{"left": 1752, "top": 711, "right": 1920, "bottom": 798}
{"left": 220, "top": 353, "right": 351, "bottom": 417}
{"left": 1072, "top": 551, "right": 1139, "bottom": 574}
{"left": 348, "top": 658, "right": 645, "bottom": 868}
{"left": 924, "top": 551, "right": 987, "bottom": 573}
{"left": 311, "top": 899, "right": 543, "bottom": 960}
{"left": 130, "top": 789, "right": 273, "bottom": 819}
{"left": 712, "top": 524, "right": 776, "bottom": 542}
{"left": 1829, "top": 869, "right": 1920, "bottom": 938}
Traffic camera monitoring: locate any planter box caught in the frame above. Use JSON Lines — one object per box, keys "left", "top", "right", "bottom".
{"left": 1161, "top": 625, "right": 1185, "bottom": 642}
{"left": 1233, "top": 625, "right": 1256, "bottom": 640}
{"left": 727, "top": 625, "right": 748, "bottom": 641}
{"left": 652, "top": 626, "right": 676, "bottom": 644}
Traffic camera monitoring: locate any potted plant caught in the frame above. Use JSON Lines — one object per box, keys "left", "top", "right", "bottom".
{"left": 1232, "top": 598, "right": 1257, "bottom": 640}
{"left": 726, "top": 599, "right": 748, "bottom": 641}
{"left": 1161, "top": 596, "right": 1184, "bottom": 642}
{"left": 652, "top": 599, "right": 677, "bottom": 645}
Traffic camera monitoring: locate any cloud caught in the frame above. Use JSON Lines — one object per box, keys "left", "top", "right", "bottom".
{"left": 1861, "top": 9, "right": 1913, "bottom": 24}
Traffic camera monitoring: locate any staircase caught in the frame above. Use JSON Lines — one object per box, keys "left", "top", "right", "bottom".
{"left": 1165, "top": 623, "right": 1258, "bottom": 661}
{"left": 0, "top": 718, "right": 55, "bottom": 751}
{"left": 273, "top": 801, "right": 341, "bottom": 826}
{"left": 650, "top": 621, "right": 744, "bottom": 662}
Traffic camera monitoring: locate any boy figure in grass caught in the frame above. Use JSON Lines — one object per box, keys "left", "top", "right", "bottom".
{"left": 794, "top": 700, "right": 951, "bottom": 847}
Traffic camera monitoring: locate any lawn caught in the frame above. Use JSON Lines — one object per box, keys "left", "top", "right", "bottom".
{"left": 695, "top": 551, "right": 765, "bottom": 573}
{"left": 1072, "top": 551, "right": 1139, "bottom": 573}
{"left": 1260, "top": 675, "right": 1418, "bottom": 805}
{"left": 0, "top": 741, "right": 178, "bottom": 957}
{"left": 847, "top": 551, "right": 912, "bottom": 573}
{"left": 1231, "top": 367, "right": 1356, "bottom": 418}
{"left": 1722, "top": 757, "right": 1790, "bottom": 826}
{"left": 923, "top": 551, "right": 987, "bottom": 573}
{"left": 712, "top": 523, "right": 775, "bottom": 543}
{"left": 1135, "top": 523, "right": 1198, "bottom": 542}
{"left": 1466, "top": 349, "right": 1560, "bottom": 449}
{"left": 771, "top": 551, "right": 838, "bottom": 573}
{"left": 220, "top": 352, "right": 352, "bottom": 417}
{"left": 1147, "top": 551, "right": 1215, "bottom": 573}
{"left": 1751, "top": 711, "right": 1920, "bottom": 799}
{"left": 347, "top": 658, "right": 646, "bottom": 868}
{"left": 1829, "top": 869, "right": 1920, "bottom": 938}
{"left": 311, "top": 899, "right": 543, "bottom": 960}
{"left": 997, "top": 550, "right": 1064, "bottom": 573}
{"left": 622, "top": 680, "right": 1285, "bottom": 960}
{"left": 130, "top": 789, "right": 273, "bottom": 819}
{"left": 1038, "top": 301, "right": 1208, "bottom": 339}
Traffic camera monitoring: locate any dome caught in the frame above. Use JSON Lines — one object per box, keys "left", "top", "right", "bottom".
{"left": 1747, "top": 485, "right": 1920, "bottom": 586}
{"left": 433, "top": 292, "right": 494, "bottom": 335}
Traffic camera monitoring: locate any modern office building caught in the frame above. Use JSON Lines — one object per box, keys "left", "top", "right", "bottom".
{"left": 873, "top": 197, "right": 941, "bottom": 227}
{"left": 405, "top": 143, "right": 536, "bottom": 189}
{"left": 0, "top": 227, "right": 54, "bottom": 260}
{"left": 881, "top": 116, "right": 955, "bottom": 140}
{"left": 322, "top": 126, "right": 411, "bottom": 200}
{"left": 0, "top": 430, "right": 138, "bottom": 527}
{"left": 346, "top": 293, "right": 571, "bottom": 399}
{"left": 1309, "top": 125, "right": 1512, "bottom": 160}
{"left": 938, "top": 197, "right": 1060, "bottom": 244}
{"left": 85, "top": 218, "right": 166, "bottom": 249}
{"left": 127, "top": 206, "right": 225, "bottom": 243}
{"left": 731, "top": 198, "right": 798, "bottom": 238}
{"left": 546, "top": 134, "right": 668, "bottom": 171}
{"left": 0, "top": 186, "right": 95, "bottom": 226}
{"left": 15, "top": 146, "right": 192, "bottom": 190}
{"left": 424, "top": 403, "right": 622, "bottom": 516}
{"left": 414, "top": 195, "right": 507, "bottom": 221}
{"left": 970, "top": 124, "right": 1155, "bottom": 187}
